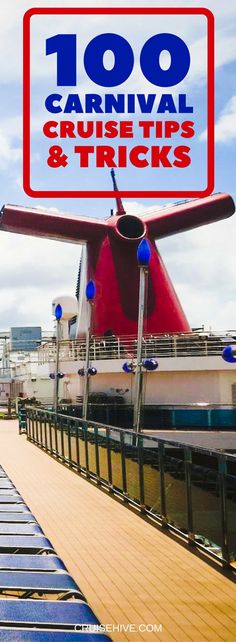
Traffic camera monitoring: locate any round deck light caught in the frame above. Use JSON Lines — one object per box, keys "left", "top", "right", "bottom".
{"left": 49, "top": 373, "right": 56, "bottom": 379}
{"left": 122, "top": 361, "right": 136, "bottom": 374}
{"left": 78, "top": 368, "right": 85, "bottom": 376}
{"left": 222, "top": 345, "right": 236, "bottom": 363}
{"left": 88, "top": 367, "right": 97, "bottom": 376}
{"left": 143, "top": 358, "right": 158, "bottom": 371}
{"left": 137, "top": 239, "right": 151, "bottom": 266}
{"left": 57, "top": 372, "right": 65, "bottom": 379}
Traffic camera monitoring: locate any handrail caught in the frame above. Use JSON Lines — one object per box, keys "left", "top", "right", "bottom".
{"left": 37, "top": 333, "right": 236, "bottom": 364}
{"left": 24, "top": 406, "right": 236, "bottom": 572}
{"left": 24, "top": 406, "right": 236, "bottom": 459}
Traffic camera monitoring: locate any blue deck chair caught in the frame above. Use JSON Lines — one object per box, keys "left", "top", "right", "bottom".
{"left": 0, "top": 631, "right": 112, "bottom": 642}
{"left": 0, "top": 555, "right": 66, "bottom": 572}
{"left": 0, "top": 513, "right": 36, "bottom": 523}
{"left": 0, "top": 571, "right": 83, "bottom": 600}
{"left": 0, "top": 505, "right": 31, "bottom": 513}
{"left": 0, "top": 599, "right": 102, "bottom": 628}
{"left": 0, "top": 524, "right": 43, "bottom": 535}
{"left": 0, "top": 495, "right": 24, "bottom": 504}
{"left": 0, "top": 536, "right": 55, "bottom": 553}
{"left": 0, "top": 490, "right": 20, "bottom": 496}
{"left": 0, "top": 481, "right": 15, "bottom": 489}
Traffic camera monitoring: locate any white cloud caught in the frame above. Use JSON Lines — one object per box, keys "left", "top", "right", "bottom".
{"left": 214, "top": 96, "right": 236, "bottom": 143}
{"left": 200, "top": 96, "right": 236, "bottom": 143}
{"left": 0, "top": 130, "right": 22, "bottom": 169}
{"left": 215, "top": 33, "right": 236, "bottom": 70}
{"left": 157, "top": 211, "right": 236, "bottom": 329}
{"left": 123, "top": 201, "right": 162, "bottom": 216}
{"left": 0, "top": 231, "right": 80, "bottom": 330}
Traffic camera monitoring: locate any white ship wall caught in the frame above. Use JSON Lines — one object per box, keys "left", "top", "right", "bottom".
{"left": 59, "top": 367, "right": 235, "bottom": 406}
{"left": 17, "top": 353, "right": 236, "bottom": 406}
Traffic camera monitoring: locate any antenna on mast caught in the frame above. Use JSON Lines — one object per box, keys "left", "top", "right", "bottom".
{"left": 111, "top": 168, "right": 126, "bottom": 216}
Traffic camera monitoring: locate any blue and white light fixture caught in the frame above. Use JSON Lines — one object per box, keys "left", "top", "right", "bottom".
{"left": 143, "top": 358, "right": 158, "bottom": 371}
{"left": 222, "top": 345, "right": 236, "bottom": 363}
{"left": 86, "top": 280, "right": 96, "bottom": 301}
{"left": 54, "top": 303, "right": 63, "bottom": 320}
{"left": 78, "top": 368, "right": 85, "bottom": 376}
{"left": 122, "top": 361, "right": 136, "bottom": 374}
{"left": 78, "top": 367, "right": 97, "bottom": 376}
{"left": 88, "top": 367, "right": 97, "bottom": 376}
{"left": 123, "top": 358, "right": 158, "bottom": 374}
{"left": 49, "top": 371, "right": 65, "bottom": 379}
{"left": 137, "top": 239, "right": 151, "bottom": 266}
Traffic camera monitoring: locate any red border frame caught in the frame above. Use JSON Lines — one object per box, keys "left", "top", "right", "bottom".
{"left": 23, "top": 7, "right": 214, "bottom": 199}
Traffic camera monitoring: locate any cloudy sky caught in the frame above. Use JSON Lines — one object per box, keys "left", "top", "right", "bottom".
{"left": 0, "top": 0, "right": 235, "bottom": 332}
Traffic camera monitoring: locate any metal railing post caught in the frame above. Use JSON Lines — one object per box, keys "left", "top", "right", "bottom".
{"left": 60, "top": 416, "right": 65, "bottom": 460}
{"left": 94, "top": 426, "right": 101, "bottom": 483}
{"left": 35, "top": 414, "right": 39, "bottom": 445}
{"left": 138, "top": 435, "right": 145, "bottom": 511}
{"left": 106, "top": 427, "right": 113, "bottom": 490}
{"left": 117, "top": 337, "right": 120, "bottom": 359}
{"left": 218, "top": 456, "right": 230, "bottom": 565}
{"left": 54, "top": 415, "right": 58, "bottom": 456}
{"left": 67, "top": 419, "right": 72, "bottom": 466}
{"left": 28, "top": 413, "right": 31, "bottom": 439}
{"left": 48, "top": 417, "right": 53, "bottom": 453}
{"left": 83, "top": 422, "right": 89, "bottom": 476}
{"left": 158, "top": 442, "right": 167, "bottom": 528}
{"left": 44, "top": 414, "right": 48, "bottom": 451}
{"left": 184, "top": 447, "right": 194, "bottom": 544}
{"left": 120, "top": 431, "right": 127, "bottom": 498}
{"left": 75, "top": 421, "right": 80, "bottom": 471}
{"left": 39, "top": 413, "right": 43, "bottom": 447}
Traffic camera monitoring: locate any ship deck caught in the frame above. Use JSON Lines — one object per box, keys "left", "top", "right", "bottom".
{"left": 0, "top": 420, "right": 235, "bottom": 642}
{"left": 145, "top": 430, "right": 236, "bottom": 452}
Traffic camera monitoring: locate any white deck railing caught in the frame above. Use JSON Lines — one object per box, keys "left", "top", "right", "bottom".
{"left": 37, "top": 333, "right": 236, "bottom": 364}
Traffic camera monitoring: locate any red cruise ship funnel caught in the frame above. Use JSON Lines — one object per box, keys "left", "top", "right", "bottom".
{"left": 0, "top": 192, "right": 235, "bottom": 336}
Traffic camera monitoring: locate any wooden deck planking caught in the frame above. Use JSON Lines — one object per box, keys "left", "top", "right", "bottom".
{"left": 0, "top": 421, "right": 235, "bottom": 642}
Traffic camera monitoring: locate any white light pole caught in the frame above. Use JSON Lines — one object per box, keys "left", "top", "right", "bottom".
{"left": 54, "top": 304, "right": 62, "bottom": 414}
{"left": 133, "top": 239, "right": 151, "bottom": 433}
{"left": 82, "top": 280, "right": 96, "bottom": 420}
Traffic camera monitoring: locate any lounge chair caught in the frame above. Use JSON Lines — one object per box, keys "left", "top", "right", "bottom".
{"left": 0, "top": 571, "right": 83, "bottom": 600}
{"left": 0, "top": 536, "right": 55, "bottom": 553}
{"left": 0, "top": 631, "right": 112, "bottom": 641}
{"left": 0, "top": 513, "right": 36, "bottom": 523}
{"left": 0, "top": 482, "right": 15, "bottom": 490}
{"left": 0, "top": 524, "right": 43, "bottom": 535}
{"left": 0, "top": 505, "right": 31, "bottom": 513}
{"left": 0, "top": 599, "right": 101, "bottom": 628}
{"left": 0, "top": 554, "right": 66, "bottom": 572}
{"left": 0, "top": 496, "right": 24, "bottom": 504}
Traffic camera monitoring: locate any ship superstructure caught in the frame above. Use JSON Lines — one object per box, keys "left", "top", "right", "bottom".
{"left": 0, "top": 178, "right": 235, "bottom": 426}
